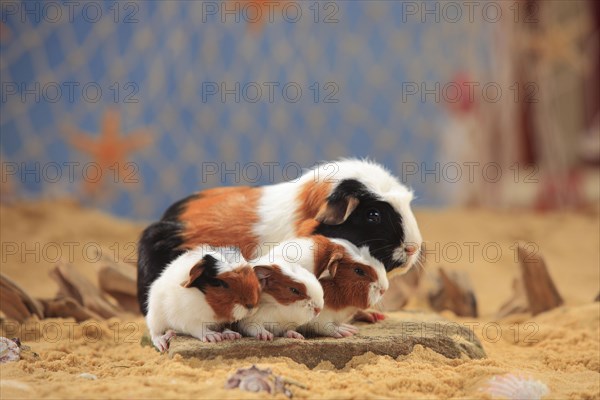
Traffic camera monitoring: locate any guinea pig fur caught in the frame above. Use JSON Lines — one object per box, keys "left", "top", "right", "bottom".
{"left": 145, "top": 246, "right": 261, "bottom": 351}
{"left": 236, "top": 240, "right": 325, "bottom": 341}
{"left": 138, "top": 158, "right": 421, "bottom": 314}
{"left": 298, "top": 236, "right": 390, "bottom": 338}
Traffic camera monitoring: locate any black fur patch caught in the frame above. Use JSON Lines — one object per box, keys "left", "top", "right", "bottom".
{"left": 137, "top": 220, "right": 185, "bottom": 314}
{"left": 137, "top": 194, "right": 200, "bottom": 315}
{"left": 185, "top": 254, "right": 223, "bottom": 293}
{"left": 162, "top": 193, "right": 199, "bottom": 221}
{"left": 313, "top": 179, "right": 405, "bottom": 272}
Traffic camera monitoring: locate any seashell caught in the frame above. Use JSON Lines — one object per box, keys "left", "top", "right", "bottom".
{"left": 78, "top": 373, "right": 98, "bottom": 380}
{"left": 481, "top": 373, "right": 549, "bottom": 400}
{"left": 0, "top": 337, "right": 21, "bottom": 364}
{"left": 238, "top": 375, "right": 273, "bottom": 393}
{"left": 225, "top": 365, "right": 294, "bottom": 398}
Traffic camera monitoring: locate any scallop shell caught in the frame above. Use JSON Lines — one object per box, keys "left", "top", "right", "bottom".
{"left": 0, "top": 337, "right": 21, "bottom": 364}
{"left": 481, "top": 373, "right": 549, "bottom": 400}
{"left": 225, "top": 365, "right": 293, "bottom": 398}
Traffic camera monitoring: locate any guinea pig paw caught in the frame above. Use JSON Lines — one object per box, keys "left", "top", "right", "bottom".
{"left": 334, "top": 324, "right": 358, "bottom": 337}
{"left": 152, "top": 330, "right": 176, "bottom": 352}
{"left": 284, "top": 330, "right": 305, "bottom": 340}
{"left": 353, "top": 310, "right": 386, "bottom": 323}
{"left": 371, "top": 312, "right": 386, "bottom": 321}
{"left": 340, "top": 323, "right": 360, "bottom": 333}
{"left": 202, "top": 332, "right": 223, "bottom": 343}
{"left": 256, "top": 331, "right": 274, "bottom": 341}
{"left": 221, "top": 329, "right": 242, "bottom": 341}
{"left": 330, "top": 329, "right": 352, "bottom": 339}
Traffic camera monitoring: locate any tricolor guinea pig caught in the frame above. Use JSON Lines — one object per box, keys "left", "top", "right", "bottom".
{"left": 236, "top": 240, "right": 325, "bottom": 341}
{"left": 297, "top": 235, "right": 389, "bottom": 338}
{"left": 145, "top": 246, "right": 261, "bottom": 351}
{"left": 137, "top": 159, "right": 422, "bottom": 314}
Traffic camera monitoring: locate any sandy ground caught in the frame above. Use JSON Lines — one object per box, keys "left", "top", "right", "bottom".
{"left": 0, "top": 200, "right": 599, "bottom": 399}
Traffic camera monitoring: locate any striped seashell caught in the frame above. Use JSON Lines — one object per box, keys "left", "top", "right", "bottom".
{"left": 481, "top": 373, "right": 549, "bottom": 400}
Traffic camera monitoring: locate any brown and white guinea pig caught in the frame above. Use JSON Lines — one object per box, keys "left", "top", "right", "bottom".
{"left": 145, "top": 246, "right": 261, "bottom": 351}
{"left": 137, "top": 159, "right": 421, "bottom": 314}
{"left": 236, "top": 240, "right": 325, "bottom": 341}
{"left": 297, "top": 235, "right": 389, "bottom": 338}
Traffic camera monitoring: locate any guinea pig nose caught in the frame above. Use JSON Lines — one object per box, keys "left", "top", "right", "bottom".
{"left": 246, "top": 304, "right": 254, "bottom": 310}
{"left": 314, "top": 307, "right": 321, "bottom": 315}
{"left": 379, "top": 288, "right": 386, "bottom": 295}
{"left": 405, "top": 243, "right": 418, "bottom": 255}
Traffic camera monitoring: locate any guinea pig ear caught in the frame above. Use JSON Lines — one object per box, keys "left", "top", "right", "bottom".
{"left": 253, "top": 265, "right": 273, "bottom": 290}
{"left": 315, "top": 196, "right": 359, "bottom": 225}
{"left": 180, "top": 254, "right": 217, "bottom": 288}
{"left": 315, "top": 179, "right": 368, "bottom": 225}
{"left": 318, "top": 251, "right": 344, "bottom": 279}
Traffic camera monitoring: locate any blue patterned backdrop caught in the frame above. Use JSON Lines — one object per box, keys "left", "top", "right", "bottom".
{"left": 0, "top": 1, "right": 492, "bottom": 219}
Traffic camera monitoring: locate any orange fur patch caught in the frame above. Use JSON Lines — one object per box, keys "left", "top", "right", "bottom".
{"left": 314, "top": 243, "right": 379, "bottom": 311}
{"left": 180, "top": 187, "right": 260, "bottom": 259}
{"left": 204, "top": 266, "right": 261, "bottom": 322}
{"left": 310, "top": 235, "right": 346, "bottom": 278}
{"left": 261, "top": 265, "right": 308, "bottom": 305}
{"left": 295, "top": 180, "right": 332, "bottom": 236}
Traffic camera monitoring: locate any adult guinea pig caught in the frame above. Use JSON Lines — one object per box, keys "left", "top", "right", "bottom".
{"left": 137, "top": 159, "right": 421, "bottom": 314}
{"left": 298, "top": 235, "right": 389, "bottom": 338}
{"left": 236, "top": 240, "right": 325, "bottom": 341}
{"left": 145, "top": 246, "right": 261, "bottom": 351}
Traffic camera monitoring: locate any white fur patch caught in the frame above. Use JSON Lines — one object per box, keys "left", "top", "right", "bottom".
{"left": 232, "top": 304, "right": 248, "bottom": 321}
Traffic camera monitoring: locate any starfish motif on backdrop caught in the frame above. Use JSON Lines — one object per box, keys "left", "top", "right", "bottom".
{"left": 66, "top": 108, "right": 152, "bottom": 197}
{"left": 228, "top": 0, "right": 290, "bottom": 32}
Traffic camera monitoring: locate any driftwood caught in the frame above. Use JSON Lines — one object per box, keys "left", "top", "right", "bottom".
{"left": 0, "top": 274, "right": 44, "bottom": 322}
{"left": 39, "top": 297, "right": 102, "bottom": 322}
{"left": 98, "top": 262, "right": 139, "bottom": 314}
{"left": 518, "top": 246, "right": 563, "bottom": 315}
{"left": 497, "top": 278, "right": 530, "bottom": 318}
{"left": 497, "top": 245, "right": 563, "bottom": 317}
{"left": 50, "top": 263, "right": 122, "bottom": 319}
{"left": 428, "top": 268, "right": 478, "bottom": 317}
{"left": 1, "top": 256, "right": 139, "bottom": 322}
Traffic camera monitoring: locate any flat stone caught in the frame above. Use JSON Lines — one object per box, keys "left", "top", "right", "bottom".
{"left": 166, "top": 312, "right": 486, "bottom": 369}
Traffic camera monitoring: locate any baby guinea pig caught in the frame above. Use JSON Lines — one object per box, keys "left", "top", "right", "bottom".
{"left": 298, "top": 235, "right": 389, "bottom": 338}
{"left": 236, "top": 241, "right": 325, "bottom": 340}
{"left": 145, "top": 246, "right": 261, "bottom": 351}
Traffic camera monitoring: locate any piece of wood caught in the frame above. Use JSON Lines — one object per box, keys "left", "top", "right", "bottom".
{"left": 105, "top": 291, "right": 140, "bottom": 314}
{"left": 497, "top": 245, "right": 564, "bottom": 317}
{"left": 49, "top": 263, "right": 122, "bottom": 319}
{"left": 427, "top": 268, "right": 478, "bottom": 317}
{"left": 0, "top": 273, "right": 44, "bottom": 322}
{"left": 98, "top": 265, "right": 137, "bottom": 297}
{"left": 517, "top": 246, "right": 563, "bottom": 315}
{"left": 496, "top": 278, "right": 529, "bottom": 318}
{"left": 39, "top": 297, "right": 101, "bottom": 322}
{"left": 98, "top": 264, "right": 140, "bottom": 314}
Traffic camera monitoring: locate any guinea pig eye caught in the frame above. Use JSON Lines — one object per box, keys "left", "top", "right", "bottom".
{"left": 289, "top": 287, "right": 301, "bottom": 296}
{"left": 209, "top": 279, "right": 229, "bottom": 289}
{"left": 354, "top": 268, "right": 366, "bottom": 276}
{"left": 366, "top": 208, "right": 381, "bottom": 224}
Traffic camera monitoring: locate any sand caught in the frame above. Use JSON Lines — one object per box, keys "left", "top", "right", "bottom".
{"left": 1, "top": 200, "right": 599, "bottom": 399}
